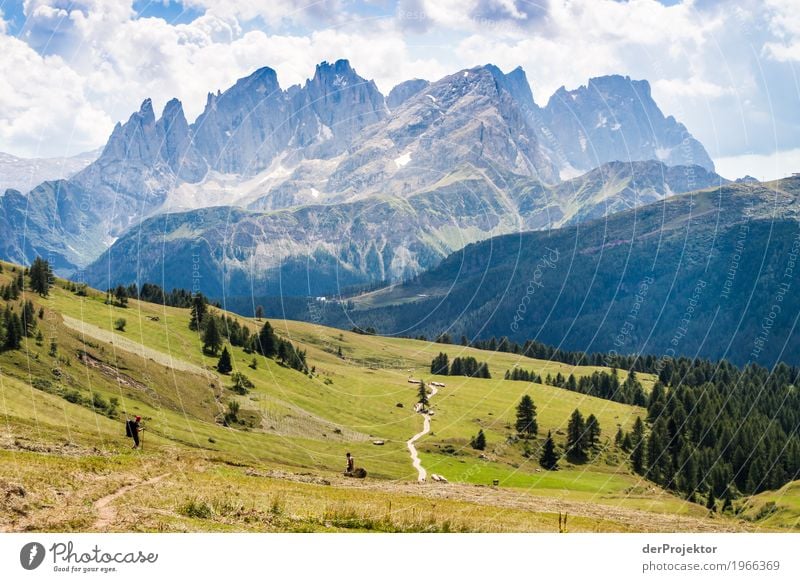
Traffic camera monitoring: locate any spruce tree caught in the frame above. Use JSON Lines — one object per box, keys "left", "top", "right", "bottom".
{"left": 418, "top": 380, "right": 429, "bottom": 407}
{"left": 2, "top": 307, "right": 22, "bottom": 350}
{"left": 22, "top": 300, "right": 35, "bottom": 337}
{"left": 540, "top": 431, "right": 560, "bottom": 470}
{"left": 217, "top": 346, "right": 233, "bottom": 374}
{"left": 202, "top": 316, "right": 222, "bottom": 355}
{"left": 28, "top": 257, "right": 52, "bottom": 296}
{"left": 470, "top": 429, "right": 486, "bottom": 451}
{"left": 614, "top": 427, "right": 625, "bottom": 448}
{"left": 431, "top": 352, "right": 449, "bottom": 375}
{"left": 630, "top": 416, "right": 646, "bottom": 474}
{"left": 256, "top": 321, "right": 277, "bottom": 357}
{"left": 586, "top": 414, "right": 601, "bottom": 451}
{"left": 189, "top": 294, "right": 207, "bottom": 330}
{"left": 515, "top": 394, "right": 538, "bottom": 438}
{"left": 566, "top": 409, "right": 587, "bottom": 461}
{"left": 706, "top": 488, "right": 716, "bottom": 512}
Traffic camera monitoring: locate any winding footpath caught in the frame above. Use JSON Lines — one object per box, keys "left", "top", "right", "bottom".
{"left": 92, "top": 473, "right": 170, "bottom": 530}
{"left": 406, "top": 385, "right": 438, "bottom": 482}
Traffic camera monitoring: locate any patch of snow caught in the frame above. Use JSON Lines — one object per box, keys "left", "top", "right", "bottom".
{"left": 318, "top": 123, "right": 333, "bottom": 141}
{"left": 256, "top": 84, "right": 267, "bottom": 94}
{"left": 655, "top": 147, "right": 672, "bottom": 161}
{"left": 559, "top": 164, "right": 584, "bottom": 180}
{"left": 310, "top": 187, "right": 320, "bottom": 198}
{"left": 426, "top": 94, "right": 437, "bottom": 103}
{"left": 570, "top": 93, "right": 578, "bottom": 101}
{"left": 463, "top": 71, "right": 469, "bottom": 77}
{"left": 578, "top": 131, "right": 588, "bottom": 153}
{"left": 333, "top": 74, "right": 348, "bottom": 88}
{"left": 596, "top": 114, "right": 608, "bottom": 128}
{"left": 611, "top": 122, "right": 622, "bottom": 131}
{"left": 394, "top": 152, "right": 412, "bottom": 168}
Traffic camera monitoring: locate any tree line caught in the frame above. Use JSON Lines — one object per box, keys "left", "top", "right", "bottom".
{"left": 430, "top": 352, "right": 491, "bottom": 378}
{"left": 614, "top": 360, "right": 800, "bottom": 505}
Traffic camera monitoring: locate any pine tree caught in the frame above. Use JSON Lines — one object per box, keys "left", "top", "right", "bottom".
{"left": 585, "top": 414, "right": 601, "bottom": 451}
{"left": 540, "top": 431, "right": 560, "bottom": 470}
{"left": 2, "top": 307, "right": 22, "bottom": 350}
{"left": 706, "top": 488, "right": 716, "bottom": 512}
{"left": 646, "top": 418, "right": 671, "bottom": 486}
{"left": 217, "top": 346, "right": 233, "bottom": 374}
{"left": 614, "top": 427, "right": 625, "bottom": 448}
{"left": 28, "top": 257, "right": 52, "bottom": 296}
{"left": 255, "top": 305, "right": 264, "bottom": 320}
{"left": 431, "top": 352, "right": 449, "bottom": 375}
{"left": 202, "top": 317, "right": 222, "bottom": 355}
{"left": 256, "top": 321, "right": 277, "bottom": 357}
{"left": 722, "top": 492, "right": 733, "bottom": 513}
{"left": 114, "top": 285, "right": 129, "bottom": 307}
{"left": 630, "top": 416, "right": 646, "bottom": 474}
{"left": 470, "top": 429, "right": 486, "bottom": 451}
{"left": 418, "top": 380, "right": 429, "bottom": 407}
{"left": 566, "top": 409, "right": 587, "bottom": 462}
{"left": 22, "top": 300, "right": 35, "bottom": 337}
{"left": 189, "top": 294, "right": 208, "bottom": 330}
{"left": 515, "top": 394, "right": 538, "bottom": 438}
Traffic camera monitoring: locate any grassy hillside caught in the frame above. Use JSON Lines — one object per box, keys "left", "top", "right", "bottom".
{"left": 0, "top": 260, "right": 781, "bottom": 532}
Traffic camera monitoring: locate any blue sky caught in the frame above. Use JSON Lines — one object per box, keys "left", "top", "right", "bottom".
{"left": 0, "top": 0, "right": 799, "bottom": 179}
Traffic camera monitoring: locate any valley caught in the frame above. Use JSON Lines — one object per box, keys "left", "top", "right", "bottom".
{"left": 0, "top": 260, "right": 796, "bottom": 532}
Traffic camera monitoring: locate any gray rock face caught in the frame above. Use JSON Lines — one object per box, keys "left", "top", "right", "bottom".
{"left": 542, "top": 75, "right": 715, "bottom": 175}
{"left": 387, "top": 79, "right": 429, "bottom": 109}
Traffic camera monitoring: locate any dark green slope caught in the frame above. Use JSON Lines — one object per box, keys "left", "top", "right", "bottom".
{"left": 320, "top": 177, "right": 800, "bottom": 366}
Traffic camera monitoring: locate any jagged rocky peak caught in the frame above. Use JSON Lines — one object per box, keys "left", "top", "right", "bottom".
{"left": 301, "top": 59, "right": 388, "bottom": 146}
{"left": 543, "top": 74, "right": 714, "bottom": 174}
{"left": 157, "top": 98, "right": 207, "bottom": 182}
{"left": 387, "top": 79, "right": 430, "bottom": 109}
{"left": 190, "top": 65, "right": 293, "bottom": 175}
{"left": 481, "top": 64, "right": 537, "bottom": 111}
{"left": 99, "top": 98, "right": 160, "bottom": 164}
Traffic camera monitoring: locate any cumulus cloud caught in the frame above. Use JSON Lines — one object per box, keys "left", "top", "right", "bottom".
{"left": 0, "top": 33, "right": 111, "bottom": 157}
{"left": 0, "top": 0, "right": 798, "bottom": 164}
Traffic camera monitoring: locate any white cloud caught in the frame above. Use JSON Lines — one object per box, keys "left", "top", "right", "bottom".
{"left": 762, "top": 0, "right": 800, "bottom": 61}
{"left": 0, "top": 0, "right": 798, "bottom": 162}
{"left": 0, "top": 33, "right": 111, "bottom": 158}
{"left": 715, "top": 148, "right": 800, "bottom": 181}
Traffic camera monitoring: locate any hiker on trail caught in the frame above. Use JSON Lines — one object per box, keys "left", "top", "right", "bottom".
{"left": 345, "top": 452, "right": 354, "bottom": 473}
{"left": 126, "top": 416, "right": 143, "bottom": 449}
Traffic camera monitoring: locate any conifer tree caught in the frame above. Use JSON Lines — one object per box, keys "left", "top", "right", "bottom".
{"left": 203, "top": 316, "right": 222, "bottom": 355}
{"left": 418, "top": 380, "right": 429, "bottom": 407}
{"left": 540, "top": 431, "right": 560, "bottom": 470}
{"left": 256, "top": 321, "right": 277, "bottom": 357}
{"left": 630, "top": 416, "right": 646, "bottom": 474}
{"left": 566, "top": 409, "right": 587, "bottom": 461}
{"left": 217, "top": 346, "right": 233, "bottom": 374}
{"left": 28, "top": 257, "right": 52, "bottom": 296}
{"left": 189, "top": 294, "right": 208, "bottom": 330}
{"left": 515, "top": 394, "right": 538, "bottom": 438}
{"left": 586, "top": 414, "right": 601, "bottom": 451}
{"left": 470, "top": 429, "right": 486, "bottom": 451}
{"left": 431, "top": 352, "right": 450, "bottom": 375}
